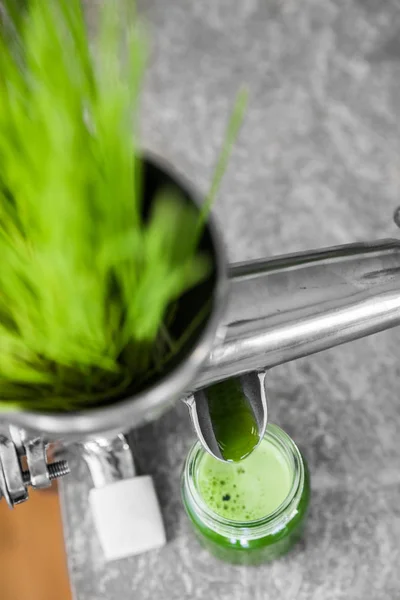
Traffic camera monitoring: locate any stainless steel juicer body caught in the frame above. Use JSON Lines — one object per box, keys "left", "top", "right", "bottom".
{"left": 1, "top": 157, "right": 400, "bottom": 505}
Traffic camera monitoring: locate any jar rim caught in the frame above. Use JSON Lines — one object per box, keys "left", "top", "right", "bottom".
{"left": 182, "top": 423, "right": 305, "bottom": 540}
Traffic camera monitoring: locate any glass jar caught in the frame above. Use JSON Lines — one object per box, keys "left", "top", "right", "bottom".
{"left": 181, "top": 423, "right": 310, "bottom": 565}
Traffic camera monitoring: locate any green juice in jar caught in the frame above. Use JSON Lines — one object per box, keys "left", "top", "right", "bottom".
{"left": 181, "top": 424, "right": 310, "bottom": 565}
{"left": 198, "top": 434, "right": 292, "bottom": 520}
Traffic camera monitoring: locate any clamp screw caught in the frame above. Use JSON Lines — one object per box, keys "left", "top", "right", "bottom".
{"left": 22, "top": 460, "right": 70, "bottom": 486}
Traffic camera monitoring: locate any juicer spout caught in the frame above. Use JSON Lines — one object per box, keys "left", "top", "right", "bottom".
{"left": 196, "top": 239, "right": 400, "bottom": 388}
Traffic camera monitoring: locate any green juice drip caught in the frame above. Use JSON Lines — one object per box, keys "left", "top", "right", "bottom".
{"left": 198, "top": 436, "right": 292, "bottom": 521}
{"left": 206, "top": 378, "right": 260, "bottom": 462}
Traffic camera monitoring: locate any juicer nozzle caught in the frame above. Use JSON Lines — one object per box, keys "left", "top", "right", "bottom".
{"left": 184, "top": 371, "right": 267, "bottom": 462}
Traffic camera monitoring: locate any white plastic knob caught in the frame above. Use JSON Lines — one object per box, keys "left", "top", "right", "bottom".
{"left": 89, "top": 476, "right": 166, "bottom": 561}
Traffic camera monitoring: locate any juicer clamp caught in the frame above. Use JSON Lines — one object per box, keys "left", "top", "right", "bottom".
{"left": 0, "top": 432, "right": 70, "bottom": 507}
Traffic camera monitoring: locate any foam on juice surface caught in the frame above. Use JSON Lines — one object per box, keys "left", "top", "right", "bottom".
{"left": 197, "top": 437, "right": 292, "bottom": 521}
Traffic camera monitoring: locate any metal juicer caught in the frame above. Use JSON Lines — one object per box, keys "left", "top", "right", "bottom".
{"left": 1, "top": 157, "right": 400, "bottom": 509}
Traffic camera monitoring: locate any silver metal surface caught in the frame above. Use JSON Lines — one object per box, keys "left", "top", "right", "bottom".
{"left": 81, "top": 434, "right": 136, "bottom": 488}
{"left": 0, "top": 435, "right": 27, "bottom": 506}
{"left": 25, "top": 437, "right": 51, "bottom": 489}
{"left": 184, "top": 371, "right": 267, "bottom": 460}
{"left": 1, "top": 240, "right": 400, "bottom": 443}
{"left": 0, "top": 431, "right": 70, "bottom": 506}
{"left": 22, "top": 461, "right": 70, "bottom": 486}
{"left": 198, "top": 239, "right": 400, "bottom": 386}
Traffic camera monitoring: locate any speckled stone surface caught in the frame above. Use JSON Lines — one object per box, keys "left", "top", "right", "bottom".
{"left": 61, "top": 1, "right": 400, "bottom": 598}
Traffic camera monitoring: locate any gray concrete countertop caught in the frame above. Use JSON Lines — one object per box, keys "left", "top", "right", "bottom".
{"left": 61, "top": 1, "right": 400, "bottom": 598}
